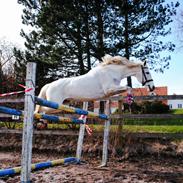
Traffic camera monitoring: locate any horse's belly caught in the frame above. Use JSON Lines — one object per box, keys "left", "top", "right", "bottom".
{"left": 67, "top": 86, "right": 104, "bottom": 99}
{"left": 65, "top": 79, "right": 104, "bottom": 100}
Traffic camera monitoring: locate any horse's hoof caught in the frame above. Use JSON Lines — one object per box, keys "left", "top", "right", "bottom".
{"left": 34, "top": 121, "right": 48, "bottom": 130}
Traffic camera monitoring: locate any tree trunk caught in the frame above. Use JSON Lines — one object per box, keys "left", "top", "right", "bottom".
{"left": 96, "top": 0, "right": 104, "bottom": 59}
{"left": 84, "top": 1, "right": 91, "bottom": 71}
{"left": 95, "top": 0, "right": 105, "bottom": 109}
{"left": 76, "top": 24, "right": 85, "bottom": 75}
{"left": 124, "top": 0, "right": 132, "bottom": 87}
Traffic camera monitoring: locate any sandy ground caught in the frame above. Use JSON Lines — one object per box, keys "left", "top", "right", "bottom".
{"left": 0, "top": 151, "right": 183, "bottom": 183}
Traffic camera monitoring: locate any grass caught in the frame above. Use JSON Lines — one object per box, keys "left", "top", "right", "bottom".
{"left": 122, "top": 125, "right": 183, "bottom": 133}
{"left": 115, "top": 118, "right": 183, "bottom": 126}
{"left": 170, "top": 109, "right": 183, "bottom": 114}
{"left": 1, "top": 121, "right": 183, "bottom": 133}
{"left": 90, "top": 125, "right": 183, "bottom": 133}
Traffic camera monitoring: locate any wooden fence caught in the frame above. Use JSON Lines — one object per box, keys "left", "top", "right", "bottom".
{"left": 0, "top": 94, "right": 183, "bottom": 140}
{"left": 111, "top": 94, "right": 183, "bottom": 101}
{"left": 0, "top": 95, "right": 183, "bottom": 121}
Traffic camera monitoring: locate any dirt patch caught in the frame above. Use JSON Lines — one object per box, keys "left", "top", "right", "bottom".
{"left": 0, "top": 152, "right": 183, "bottom": 183}
{"left": 0, "top": 131, "right": 183, "bottom": 182}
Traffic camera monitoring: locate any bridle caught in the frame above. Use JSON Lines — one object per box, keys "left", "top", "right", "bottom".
{"left": 141, "top": 66, "right": 154, "bottom": 86}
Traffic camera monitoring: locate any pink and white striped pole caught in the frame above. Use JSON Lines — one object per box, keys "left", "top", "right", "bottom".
{"left": 0, "top": 84, "right": 32, "bottom": 97}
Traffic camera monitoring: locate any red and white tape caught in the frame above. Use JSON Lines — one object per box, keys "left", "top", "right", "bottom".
{"left": 0, "top": 84, "right": 32, "bottom": 97}
{"left": 79, "top": 114, "right": 93, "bottom": 136}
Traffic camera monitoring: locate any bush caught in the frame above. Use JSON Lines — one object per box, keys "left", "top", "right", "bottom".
{"left": 122, "top": 102, "right": 142, "bottom": 114}
{"left": 141, "top": 101, "right": 170, "bottom": 114}
{"left": 113, "top": 101, "right": 170, "bottom": 114}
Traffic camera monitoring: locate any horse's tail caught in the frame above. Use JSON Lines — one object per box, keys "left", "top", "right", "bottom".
{"left": 34, "top": 84, "right": 50, "bottom": 113}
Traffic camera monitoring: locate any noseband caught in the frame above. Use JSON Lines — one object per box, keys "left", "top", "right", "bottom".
{"left": 141, "top": 66, "right": 153, "bottom": 86}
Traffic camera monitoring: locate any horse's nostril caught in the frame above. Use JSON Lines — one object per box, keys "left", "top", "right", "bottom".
{"left": 150, "top": 86, "right": 155, "bottom": 91}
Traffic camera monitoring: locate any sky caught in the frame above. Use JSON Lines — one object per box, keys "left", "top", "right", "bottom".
{"left": 0, "top": 0, "right": 183, "bottom": 95}
{"left": 0, "top": 1, "right": 25, "bottom": 47}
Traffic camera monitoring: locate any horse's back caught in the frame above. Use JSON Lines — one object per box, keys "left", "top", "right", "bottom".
{"left": 39, "top": 66, "right": 106, "bottom": 104}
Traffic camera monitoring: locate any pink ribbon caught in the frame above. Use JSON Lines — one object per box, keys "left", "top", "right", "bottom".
{"left": 79, "top": 114, "right": 93, "bottom": 136}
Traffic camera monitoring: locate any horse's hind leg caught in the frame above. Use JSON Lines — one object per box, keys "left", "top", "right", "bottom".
{"left": 34, "top": 84, "right": 50, "bottom": 113}
{"left": 34, "top": 97, "right": 65, "bottom": 129}
{"left": 46, "top": 87, "right": 66, "bottom": 107}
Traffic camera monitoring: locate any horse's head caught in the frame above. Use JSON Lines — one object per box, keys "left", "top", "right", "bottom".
{"left": 101, "top": 55, "right": 155, "bottom": 92}
{"left": 136, "top": 61, "right": 155, "bottom": 92}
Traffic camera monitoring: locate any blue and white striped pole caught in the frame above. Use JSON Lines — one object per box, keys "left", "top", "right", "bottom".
{"left": 0, "top": 157, "right": 79, "bottom": 177}
{"left": 35, "top": 97, "right": 108, "bottom": 120}
{"left": 0, "top": 106, "right": 84, "bottom": 124}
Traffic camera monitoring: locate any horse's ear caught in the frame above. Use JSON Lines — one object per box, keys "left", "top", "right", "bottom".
{"left": 143, "top": 61, "right": 147, "bottom": 66}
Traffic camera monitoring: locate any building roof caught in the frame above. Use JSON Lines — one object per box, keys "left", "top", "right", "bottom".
{"left": 120, "top": 86, "right": 168, "bottom": 96}
{"left": 94, "top": 86, "right": 168, "bottom": 109}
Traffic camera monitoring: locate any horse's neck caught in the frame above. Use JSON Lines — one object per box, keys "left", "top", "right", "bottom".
{"left": 122, "top": 65, "right": 141, "bottom": 78}
{"left": 104, "top": 65, "right": 141, "bottom": 80}
{"left": 87, "top": 64, "right": 141, "bottom": 80}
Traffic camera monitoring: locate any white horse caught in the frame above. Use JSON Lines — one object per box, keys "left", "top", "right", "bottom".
{"left": 35, "top": 55, "right": 155, "bottom": 113}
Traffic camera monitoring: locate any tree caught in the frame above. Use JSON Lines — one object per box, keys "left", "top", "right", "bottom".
{"left": 109, "top": 0, "right": 179, "bottom": 86}
{"left": 0, "top": 39, "right": 18, "bottom": 93}
{"left": 0, "top": 39, "right": 16, "bottom": 75}
{"left": 15, "top": 0, "right": 109, "bottom": 91}
{"left": 15, "top": 0, "right": 179, "bottom": 91}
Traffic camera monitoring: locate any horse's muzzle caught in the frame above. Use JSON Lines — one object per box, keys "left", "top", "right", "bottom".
{"left": 149, "top": 85, "right": 155, "bottom": 92}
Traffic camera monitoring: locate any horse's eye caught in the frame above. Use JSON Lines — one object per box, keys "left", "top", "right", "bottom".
{"left": 146, "top": 72, "right": 150, "bottom": 74}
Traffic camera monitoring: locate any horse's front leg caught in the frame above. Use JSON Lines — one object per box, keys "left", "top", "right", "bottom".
{"left": 105, "top": 85, "right": 131, "bottom": 96}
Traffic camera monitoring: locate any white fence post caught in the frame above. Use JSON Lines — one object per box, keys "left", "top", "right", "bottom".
{"left": 20, "top": 62, "right": 36, "bottom": 183}
{"left": 76, "top": 102, "right": 88, "bottom": 159}
{"left": 101, "top": 99, "right": 111, "bottom": 166}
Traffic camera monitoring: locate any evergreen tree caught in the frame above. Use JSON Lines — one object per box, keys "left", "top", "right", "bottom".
{"left": 15, "top": 0, "right": 179, "bottom": 91}
{"left": 105, "top": 0, "right": 179, "bottom": 86}
{"left": 114, "top": 0, "right": 179, "bottom": 72}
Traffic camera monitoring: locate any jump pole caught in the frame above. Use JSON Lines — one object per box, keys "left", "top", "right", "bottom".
{"left": 0, "top": 157, "right": 79, "bottom": 177}
{"left": 76, "top": 102, "right": 88, "bottom": 159}
{"left": 35, "top": 97, "right": 108, "bottom": 120}
{"left": 0, "top": 106, "right": 84, "bottom": 124}
{"left": 20, "top": 62, "right": 36, "bottom": 183}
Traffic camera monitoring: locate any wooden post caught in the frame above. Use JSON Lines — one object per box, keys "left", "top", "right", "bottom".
{"left": 101, "top": 100, "right": 111, "bottom": 166}
{"left": 76, "top": 102, "right": 88, "bottom": 159}
{"left": 118, "top": 99, "right": 124, "bottom": 130}
{"left": 20, "top": 62, "right": 36, "bottom": 183}
{"left": 114, "top": 100, "right": 123, "bottom": 149}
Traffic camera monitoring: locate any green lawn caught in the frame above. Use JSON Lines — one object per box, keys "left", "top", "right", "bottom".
{"left": 170, "top": 109, "right": 183, "bottom": 114}
{"left": 90, "top": 125, "right": 183, "bottom": 133}
{"left": 122, "top": 125, "right": 183, "bottom": 133}
{"left": 1, "top": 122, "right": 183, "bottom": 133}
{"left": 115, "top": 118, "right": 183, "bottom": 126}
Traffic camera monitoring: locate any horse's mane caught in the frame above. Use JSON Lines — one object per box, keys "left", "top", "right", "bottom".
{"left": 101, "top": 54, "right": 143, "bottom": 67}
